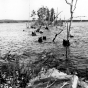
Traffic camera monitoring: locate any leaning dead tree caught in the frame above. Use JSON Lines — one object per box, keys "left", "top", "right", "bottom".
{"left": 52, "top": 11, "right": 63, "bottom": 42}
{"left": 65, "top": 0, "right": 78, "bottom": 40}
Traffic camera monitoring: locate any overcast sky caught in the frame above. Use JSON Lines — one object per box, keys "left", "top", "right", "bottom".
{"left": 0, "top": 0, "right": 88, "bottom": 20}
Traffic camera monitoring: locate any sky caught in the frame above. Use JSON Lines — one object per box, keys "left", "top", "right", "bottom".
{"left": 0, "top": 0, "right": 88, "bottom": 20}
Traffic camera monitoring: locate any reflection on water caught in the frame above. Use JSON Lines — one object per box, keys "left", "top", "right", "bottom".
{"left": 0, "top": 22, "right": 88, "bottom": 69}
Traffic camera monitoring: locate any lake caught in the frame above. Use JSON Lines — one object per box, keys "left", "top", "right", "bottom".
{"left": 0, "top": 22, "right": 88, "bottom": 70}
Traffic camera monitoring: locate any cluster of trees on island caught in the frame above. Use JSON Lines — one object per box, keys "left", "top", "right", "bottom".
{"left": 31, "top": 6, "right": 62, "bottom": 26}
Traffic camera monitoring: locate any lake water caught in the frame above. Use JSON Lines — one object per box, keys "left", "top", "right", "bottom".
{"left": 0, "top": 22, "right": 88, "bottom": 70}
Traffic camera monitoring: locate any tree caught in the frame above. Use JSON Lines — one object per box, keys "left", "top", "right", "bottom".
{"left": 64, "top": 0, "right": 78, "bottom": 69}
{"left": 65, "top": 0, "right": 78, "bottom": 40}
{"left": 37, "top": 6, "right": 47, "bottom": 21}
{"left": 37, "top": 6, "right": 56, "bottom": 25}
{"left": 37, "top": 6, "right": 48, "bottom": 25}
{"left": 50, "top": 8, "right": 55, "bottom": 23}
{"left": 31, "top": 10, "right": 36, "bottom": 21}
{"left": 46, "top": 8, "right": 50, "bottom": 21}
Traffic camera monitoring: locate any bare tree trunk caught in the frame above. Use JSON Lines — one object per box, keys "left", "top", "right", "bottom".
{"left": 64, "top": 0, "right": 78, "bottom": 61}
{"left": 65, "top": 0, "right": 78, "bottom": 37}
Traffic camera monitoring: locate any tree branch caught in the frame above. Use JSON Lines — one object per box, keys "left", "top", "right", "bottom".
{"left": 60, "top": 82, "right": 69, "bottom": 88}
{"left": 73, "top": 0, "right": 78, "bottom": 11}
{"left": 65, "top": 0, "right": 71, "bottom": 5}
{"left": 70, "top": 0, "right": 73, "bottom": 13}
{"left": 46, "top": 80, "right": 56, "bottom": 88}
{"left": 54, "top": 11, "right": 63, "bottom": 20}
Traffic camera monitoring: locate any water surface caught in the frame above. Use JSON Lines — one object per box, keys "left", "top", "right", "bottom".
{"left": 0, "top": 22, "right": 88, "bottom": 69}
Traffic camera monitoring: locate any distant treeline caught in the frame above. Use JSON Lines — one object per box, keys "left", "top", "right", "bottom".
{"left": 0, "top": 20, "right": 88, "bottom": 23}
{"left": 0, "top": 20, "right": 31, "bottom": 23}
{"left": 62, "top": 20, "right": 88, "bottom": 22}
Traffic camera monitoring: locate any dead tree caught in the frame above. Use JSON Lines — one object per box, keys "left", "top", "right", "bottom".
{"left": 64, "top": 0, "right": 78, "bottom": 71}
{"left": 52, "top": 11, "right": 63, "bottom": 42}
{"left": 53, "top": 29, "right": 64, "bottom": 42}
{"left": 65, "top": 0, "right": 78, "bottom": 39}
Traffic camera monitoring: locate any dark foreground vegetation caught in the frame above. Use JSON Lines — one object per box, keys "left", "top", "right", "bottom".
{"left": 0, "top": 50, "right": 88, "bottom": 88}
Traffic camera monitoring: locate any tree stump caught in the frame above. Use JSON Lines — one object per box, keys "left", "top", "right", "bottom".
{"left": 32, "top": 32, "right": 36, "bottom": 36}
{"left": 39, "top": 31, "right": 43, "bottom": 34}
{"left": 63, "top": 39, "right": 70, "bottom": 47}
{"left": 38, "top": 37, "right": 42, "bottom": 43}
{"left": 31, "top": 26, "right": 36, "bottom": 29}
{"left": 70, "top": 34, "right": 74, "bottom": 38}
{"left": 36, "top": 28, "right": 40, "bottom": 32}
{"left": 43, "top": 36, "right": 46, "bottom": 40}
{"left": 45, "top": 26, "right": 49, "bottom": 30}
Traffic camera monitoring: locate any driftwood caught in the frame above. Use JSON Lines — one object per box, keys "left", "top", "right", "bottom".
{"left": 28, "top": 68, "right": 80, "bottom": 88}
{"left": 72, "top": 75, "right": 78, "bottom": 88}
{"left": 27, "top": 68, "right": 88, "bottom": 88}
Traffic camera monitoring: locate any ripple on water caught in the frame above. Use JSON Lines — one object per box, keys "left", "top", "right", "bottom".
{"left": 0, "top": 23, "right": 88, "bottom": 69}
